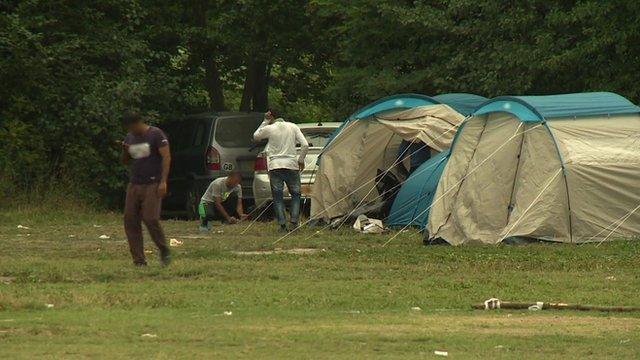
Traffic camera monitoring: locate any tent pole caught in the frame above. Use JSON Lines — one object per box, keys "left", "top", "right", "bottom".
{"left": 504, "top": 121, "right": 527, "bottom": 227}
{"left": 542, "top": 121, "right": 574, "bottom": 243}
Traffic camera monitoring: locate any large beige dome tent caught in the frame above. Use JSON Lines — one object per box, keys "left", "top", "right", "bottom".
{"left": 428, "top": 92, "right": 640, "bottom": 245}
{"left": 311, "top": 93, "right": 486, "bottom": 221}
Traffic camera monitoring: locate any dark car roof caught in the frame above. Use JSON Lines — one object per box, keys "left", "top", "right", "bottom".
{"left": 183, "top": 111, "right": 264, "bottom": 121}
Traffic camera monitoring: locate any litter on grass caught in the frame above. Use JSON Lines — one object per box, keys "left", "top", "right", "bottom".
{"left": 353, "top": 215, "right": 386, "bottom": 234}
{"left": 411, "top": 306, "right": 422, "bottom": 311}
{"left": 434, "top": 350, "right": 448, "bottom": 357}
{"left": 17, "top": 225, "right": 30, "bottom": 230}
{"left": 231, "top": 248, "right": 324, "bottom": 256}
{"left": 45, "top": 304, "right": 54, "bottom": 309}
{"left": 169, "top": 238, "right": 183, "bottom": 247}
{"left": 223, "top": 311, "right": 233, "bottom": 316}
{"left": 141, "top": 333, "right": 158, "bottom": 338}
{"left": 0, "top": 276, "right": 16, "bottom": 284}
{"left": 98, "top": 235, "right": 110, "bottom": 239}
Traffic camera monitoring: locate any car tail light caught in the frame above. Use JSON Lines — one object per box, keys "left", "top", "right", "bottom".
{"left": 206, "top": 146, "right": 220, "bottom": 170}
{"left": 254, "top": 154, "right": 268, "bottom": 172}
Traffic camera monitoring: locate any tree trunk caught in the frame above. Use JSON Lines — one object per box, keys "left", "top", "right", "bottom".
{"left": 191, "top": 0, "right": 225, "bottom": 111}
{"left": 203, "top": 52, "right": 226, "bottom": 111}
{"left": 239, "top": 59, "right": 257, "bottom": 112}
{"left": 251, "top": 60, "right": 269, "bottom": 112}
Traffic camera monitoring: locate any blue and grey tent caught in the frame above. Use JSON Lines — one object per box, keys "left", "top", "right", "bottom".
{"left": 426, "top": 92, "right": 640, "bottom": 245}
{"left": 386, "top": 149, "right": 450, "bottom": 229}
{"left": 311, "top": 93, "right": 486, "bottom": 220}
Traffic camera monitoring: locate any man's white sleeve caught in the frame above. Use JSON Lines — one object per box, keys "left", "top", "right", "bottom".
{"left": 295, "top": 126, "right": 309, "bottom": 164}
{"left": 253, "top": 118, "right": 272, "bottom": 141}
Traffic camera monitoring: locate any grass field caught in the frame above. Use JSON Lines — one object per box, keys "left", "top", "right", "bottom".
{"left": 1, "top": 207, "right": 639, "bottom": 359}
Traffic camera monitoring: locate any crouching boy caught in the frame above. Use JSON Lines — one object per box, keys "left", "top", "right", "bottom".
{"left": 199, "top": 171, "right": 248, "bottom": 231}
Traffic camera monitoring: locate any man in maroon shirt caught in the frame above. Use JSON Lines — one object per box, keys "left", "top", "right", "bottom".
{"left": 121, "top": 112, "right": 171, "bottom": 266}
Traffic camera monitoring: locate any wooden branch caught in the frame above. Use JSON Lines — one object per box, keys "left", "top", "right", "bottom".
{"left": 473, "top": 301, "right": 640, "bottom": 312}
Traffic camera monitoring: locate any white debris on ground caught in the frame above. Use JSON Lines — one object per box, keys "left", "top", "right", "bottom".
{"left": 68, "top": 235, "right": 75, "bottom": 238}
{"left": 45, "top": 304, "right": 54, "bottom": 309}
{"left": 98, "top": 235, "right": 110, "bottom": 239}
{"left": 17, "top": 225, "right": 30, "bottom": 230}
{"left": 231, "top": 248, "right": 325, "bottom": 256}
{"left": 169, "top": 238, "right": 183, "bottom": 247}
{"left": 93, "top": 224, "right": 102, "bottom": 228}
{"left": 223, "top": 311, "right": 232, "bottom": 316}
{"left": 141, "top": 333, "right": 158, "bottom": 338}
{"left": 0, "top": 276, "right": 16, "bottom": 284}
{"left": 434, "top": 350, "right": 448, "bottom": 357}
{"left": 411, "top": 306, "right": 422, "bottom": 311}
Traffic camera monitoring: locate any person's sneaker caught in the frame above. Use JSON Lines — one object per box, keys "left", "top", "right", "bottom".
{"left": 290, "top": 223, "right": 299, "bottom": 231}
{"left": 159, "top": 249, "right": 172, "bottom": 266}
{"left": 198, "top": 225, "right": 210, "bottom": 233}
{"left": 279, "top": 224, "right": 289, "bottom": 233}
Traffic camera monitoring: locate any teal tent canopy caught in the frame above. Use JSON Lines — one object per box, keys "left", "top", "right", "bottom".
{"left": 474, "top": 92, "right": 640, "bottom": 122}
{"left": 432, "top": 93, "right": 488, "bottom": 116}
{"left": 386, "top": 149, "right": 450, "bottom": 230}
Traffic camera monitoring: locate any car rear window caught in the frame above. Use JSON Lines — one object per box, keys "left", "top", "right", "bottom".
{"left": 302, "top": 128, "right": 335, "bottom": 148}
{"left": 215, "top": 116, "right": 263, "bottom": 148}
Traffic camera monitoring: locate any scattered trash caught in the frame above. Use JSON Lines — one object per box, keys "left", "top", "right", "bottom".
{"left": 45, "top": 304, "right": 54, "bottom": 309}
{"left": 144, "top": 250, "right": 153, "bottom": 254}
{"left": 0, "top": 276, "right": 16, "bottom": 285}
{"left": 483, "top": 298, "right": 501, "bottom": 310}
{"left": 434, "top": 350, "right": 448, "bottom": 357}
{"left": 495, "top": 345, "right": 505, "bottom": 349}
{"left": 98, "top": 235, "right": 110, "bottom": 239}
{"left": 620, "top": 339, "right": 631, "bottom": 344}
{"left": 475, "top": 300, "right": 640, "bottom": 312}
{"left": 68, "top": 235, "right": 75, "bottom": 238}
{"left": 353, "top": 215, "right": 385, "bottom": 234}
{"left": 141, "top": 333, "right": 157, "bottom": 338}
{"left": 93, "top": 224, "right": 102, "bottom": 228}
{"left": 169, "top": 238, "right": 183, "bottom": 247}
{"left": 232, "top": 248, "right": 322, "bottom": 255}
{"left": 216, "top": 230, "right": 224, "bottom": 234}
{"left": 17, "top": 225, "right": 30, "bottom": 230}
{"left": 411, "top": 306, "right": 422, "bottom": 311}
{"left": 528, "top": 302, "right": 544, "bottom": 311}
{"left": 345, "top": 310, "right": 361, "bottom": 314}
{"left": 223, "top": 311, "right": 233, "bottom": 316}
{"left": 606, "top": 276, "right": 616, "bottom": 281}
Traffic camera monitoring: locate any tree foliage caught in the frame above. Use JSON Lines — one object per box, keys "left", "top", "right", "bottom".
{"left": 1, "top": 0, "right": 639, "bottom": 206}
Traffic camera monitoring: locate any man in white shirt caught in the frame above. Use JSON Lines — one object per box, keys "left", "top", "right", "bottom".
{"left": 253, "top": 111, "right": 309, "bottom": 231}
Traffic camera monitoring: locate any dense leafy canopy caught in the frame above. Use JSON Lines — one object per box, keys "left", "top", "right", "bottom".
{"left": 1, "top": 0, "right": 639, "bottom": 205}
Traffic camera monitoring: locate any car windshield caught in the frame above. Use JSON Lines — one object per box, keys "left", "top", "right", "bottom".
{"left": 302, "top": 128, "right": 335, "bottom": 148}
{"left": 215, "top": 116, "right": 263, "bottom": 148}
